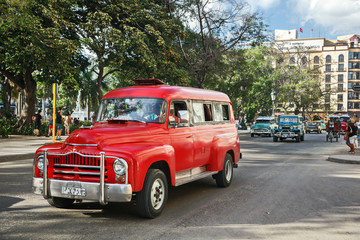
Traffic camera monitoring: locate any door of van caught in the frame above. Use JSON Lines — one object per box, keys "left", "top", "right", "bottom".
{"left": 168, "top": 100, "right": 194, "bottom": 172}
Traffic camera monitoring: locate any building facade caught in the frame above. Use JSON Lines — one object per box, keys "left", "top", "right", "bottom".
{"left": 274, "top": 34, "right": 360, "bottom": 117}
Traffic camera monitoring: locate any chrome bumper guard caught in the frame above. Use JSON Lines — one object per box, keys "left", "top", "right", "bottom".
{"left": 274, "top": 131, "right": 298, "bottom": 137}
{"left": 33, "top": 150, "right": 132, "bottom": 204}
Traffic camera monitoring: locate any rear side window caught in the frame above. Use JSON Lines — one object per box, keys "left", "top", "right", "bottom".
{"left": 193, "top": 102, "right": 205, "bottom": 123}
{"left": 214, "top": 103, "right": 230, "bottom": 121}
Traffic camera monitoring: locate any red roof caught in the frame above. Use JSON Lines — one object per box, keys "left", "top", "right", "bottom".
{"left": 103, "top": 85, "right": 230, "bottom": 102}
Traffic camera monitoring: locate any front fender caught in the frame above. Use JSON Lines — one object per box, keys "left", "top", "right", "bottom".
{"left": 101, "top": 143, "right": 175, "bottom": 192}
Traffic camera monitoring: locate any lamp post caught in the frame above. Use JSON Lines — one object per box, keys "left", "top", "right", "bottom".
{"left": 271, "top": 90, "right": 276, "bottom": 117}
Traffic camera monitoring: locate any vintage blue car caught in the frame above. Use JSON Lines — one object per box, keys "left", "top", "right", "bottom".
{"left": 250, "top": 116, "right": 275, "bottom": 137}
{"left": 272, "top": 115, "right": 305, "bottom": 142}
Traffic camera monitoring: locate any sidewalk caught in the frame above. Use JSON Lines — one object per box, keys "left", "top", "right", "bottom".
{"left": 0, "top": 135, "right": 67, "bottom": 162}
{"left": 0, "top": 133, "right": 359, "bottom": 164}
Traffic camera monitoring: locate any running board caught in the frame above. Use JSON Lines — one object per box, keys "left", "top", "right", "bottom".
{"left": 175, "top": 166, "right": 217, "bottom": 186}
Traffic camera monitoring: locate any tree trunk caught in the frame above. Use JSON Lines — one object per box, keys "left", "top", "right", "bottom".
{"left": 1, "top": 78, "right": 11, "bottom": 116}
{"left": 87, "top": 96, "right": 90, "bottom": 122}
{"left": 14, "top": 69, "right": 37, "bottom": 130}
{"left": 96, "top": 62, "right": 104, "bottom": 105}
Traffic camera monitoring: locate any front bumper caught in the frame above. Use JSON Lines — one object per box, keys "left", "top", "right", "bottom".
{"left": 33, "top": 177, "right": 132, "bottom": 203}
{"left": 274, "top": 131, "right": 299, "bottom": 138}
{"left": 251, "top": 129, "right": 271, "bottom": 134}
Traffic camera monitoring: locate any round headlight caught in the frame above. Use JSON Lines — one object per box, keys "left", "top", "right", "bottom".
{"left": 279, "top": 126, "right": 282, "bottom": 130}
{"left": 290, "top": 126, "right": 294, "bottom": 130}
{"left": 113, "top": 159, "right": 127, "bottom": 175}
{"left": 37, "top": 156, "right": 44, "bottom": 171}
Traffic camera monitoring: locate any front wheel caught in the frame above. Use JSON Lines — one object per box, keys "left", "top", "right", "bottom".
{"left": 273, "top": 136, "right": 278, "bottom": 142}
{"left": 136, "top": 169, "right": 168, "bottom": 219}
{"left": 215, "top": 153, "right": 233, "bottom": 188}
{"left": 47, "top": 197, "right": 75, "bottom": 208}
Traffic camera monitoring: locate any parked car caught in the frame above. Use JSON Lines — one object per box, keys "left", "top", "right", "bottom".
{"left": 305, "top": 121, "right": 322, "bottom": 133}
{"left": 272, "top": 115, "right": 305, "bottom": 142}
{"left": 315, "top": 120, "right": 326, "bottom": 130}
{"left": 32, "top": 78, "right": 241, "bottom": 218}
{"left": 250, "top": 116, "right": 275, "bottom": 137}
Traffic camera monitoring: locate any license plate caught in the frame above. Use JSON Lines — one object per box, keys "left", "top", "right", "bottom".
{"left": 61, "top": 186, "right": 86, "bottom": 197}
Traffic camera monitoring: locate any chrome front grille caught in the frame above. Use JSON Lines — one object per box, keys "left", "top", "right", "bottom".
{"left": 47, "top": 152, "right": 109, "bottom": 181}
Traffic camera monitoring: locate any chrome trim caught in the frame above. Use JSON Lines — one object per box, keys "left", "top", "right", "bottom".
{"left": 54, "top": 170, "right": 100, "bottom": 176}
{"left": 43, "top": 149, "right": 49, "bottom": 199}
{"left": 100, "top": 152, "right": 106, "bottom": 205}
{"left": 53, "top": 164, "right": 100, "bottom": 169}
{"left": 32, "top": 178, "right": 132, "bottom": 202}
{"left": 66, "top": 143, "right": 98, "bottom": 147}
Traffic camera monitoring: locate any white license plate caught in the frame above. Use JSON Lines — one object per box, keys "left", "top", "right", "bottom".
{"left": 61, "top": 186, "right": 86, "bottom": 196}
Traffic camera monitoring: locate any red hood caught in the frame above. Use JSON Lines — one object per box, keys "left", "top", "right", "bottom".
{"left": 65, "top": 123, "right": 165, "bottom": 148}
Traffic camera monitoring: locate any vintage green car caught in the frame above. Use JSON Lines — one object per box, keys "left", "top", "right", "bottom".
{"left": 250, "top": 116, "right": 275, "bottom": 137}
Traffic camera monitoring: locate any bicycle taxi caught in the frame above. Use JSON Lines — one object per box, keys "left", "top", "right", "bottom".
{"left": 325, "top": 115, "right": 341, "bottom": 142}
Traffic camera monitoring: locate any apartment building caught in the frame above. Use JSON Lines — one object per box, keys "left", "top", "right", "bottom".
{"left": 274, "top": 33, "right": 360, "bottom": 116}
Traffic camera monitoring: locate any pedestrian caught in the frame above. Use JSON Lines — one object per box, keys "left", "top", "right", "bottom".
{"left": 56, "top": 107, "right": 63, "bottom": 140}
{"left": 346, "top": 120, "right": 359, "bottom": 154}
{"left": 33, "top": 109, "right": 42, "bottom": 137}
{"left": 47, "top": 111, "right": 53, "bottom": 137}
{"left": 64, "top": 112, "right": 72, "bottom": 135}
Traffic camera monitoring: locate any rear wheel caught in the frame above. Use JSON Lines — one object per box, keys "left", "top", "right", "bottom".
{"left": 301, "top": 134, "right": 304, "bottom": 141}
{"left": 273, "top": 136, "right": 278, "bottom": 142}
{"left": 136, "top": 169, "right": 168, "bottom": 218}
{"left": 215, "top": 153, "right": 233, "bottom": 188}
{"left": 47, "top": 197, "right": 75, "bottom": 208}
{"left": 296, "top": 136, "right": 300, "bottom": 142}
{"left": 250, "top": 133, "right": 254, "bottom": 137}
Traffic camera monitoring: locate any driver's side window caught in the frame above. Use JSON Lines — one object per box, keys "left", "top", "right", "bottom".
{"left": 169, "top": 101, "right": 189, "bottom": 127}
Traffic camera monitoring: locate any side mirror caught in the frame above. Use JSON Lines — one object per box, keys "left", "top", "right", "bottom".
{"left": 178, "top": 110, "right": 189, "bottom": 123}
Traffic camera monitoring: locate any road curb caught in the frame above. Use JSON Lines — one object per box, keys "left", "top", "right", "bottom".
{"left": 327, "top": 155, "right": 360, "bottom": 164}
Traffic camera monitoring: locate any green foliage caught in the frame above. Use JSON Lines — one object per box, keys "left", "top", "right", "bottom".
{"left": 0, "top": 116, "right": 15, "bottom": 138}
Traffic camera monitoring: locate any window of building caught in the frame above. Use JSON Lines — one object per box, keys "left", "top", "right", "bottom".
{"left": 338, "top": 84, "right": 343, "bottom": 91}
{"left": 314, "top": 56, "right": 319, "bottom": 63}
{"left": 338, "top": 63, "right": 344, "bottom": 71}
{"left": 325, "top": 95, "right": 330, "bottom": 102}
{"left": 289, "top": 57, "right": 295, "bottom": 64}
{"left": 314, "top": 65, "right": 319, "bottom": 70}
{"left": 301, "top": 56, "right": 307, "bottom": 66}
{"left": 337, "top": 104, "right": 343, "bottom": 111}
{"left": 326, "top": 55, "right": 331, "bottom": 63}
{"left": 338, "top": 74, "right": 344, "bottom": 82}
{"left": 313, "top": 104, "right": 319, "bottom": 109}
{"left": 338, "top": 54, "right": 344, "bottom": 62}
{"left": 325, "top": 64, "right": 331, "bottom": 71}
{"left": 349, "top": 62, "right": 360, "bottom": 69}
{"left": 325, "top": 84, "right": 331, "bottom": 91}
{"left": 325, "top": 74, "right": 331, "bottom": 82}
{"left": 338, "top": 94, "right": 343, "bottom": 101}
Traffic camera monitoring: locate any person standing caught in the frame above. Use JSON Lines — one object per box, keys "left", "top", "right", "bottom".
{"left": 34, "top": 110, "right": 42, "bottom": 137}
{"left": 56, "top": 107, "right": 63, "bottom": 140}
{"left": 64, "top": 112, "right": 72, "bottom": 135}
{"left": 47, "top": 110, "right": 53, "bottom": 137}
{"left": 346, "top": 121, "right": 359, "bottom": 154}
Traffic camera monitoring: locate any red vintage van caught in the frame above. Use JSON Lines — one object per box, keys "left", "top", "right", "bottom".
{"left": 32, "top": 79, "right": 241, "bottom": 218}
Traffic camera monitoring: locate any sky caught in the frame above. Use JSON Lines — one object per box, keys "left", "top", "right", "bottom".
{"left": 246, "top": 0, "right": 360, "bottom": 40}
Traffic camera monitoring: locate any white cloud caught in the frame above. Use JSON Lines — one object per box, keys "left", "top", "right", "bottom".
{"left": 246, "top": 0, "right": 281, "bottom": 10}
{"left": 289, "top": 0, "right": 360, "bottom": 36}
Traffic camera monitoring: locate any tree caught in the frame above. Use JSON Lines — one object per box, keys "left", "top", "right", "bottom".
{"left": 0, "top": 0, "right": 81, "bottom": 128}
{"left": 74, "top": 0, "right": 185, "bottom": 104}
{"left": 172, "top": 0, "right": 267, "bottom": 88}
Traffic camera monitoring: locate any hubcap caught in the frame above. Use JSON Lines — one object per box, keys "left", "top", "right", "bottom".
{"left": 225, "top": 160, "right": 232, "bottom": 182}
{"left": 150, "top": 178, "right": 165, "bottom": 210}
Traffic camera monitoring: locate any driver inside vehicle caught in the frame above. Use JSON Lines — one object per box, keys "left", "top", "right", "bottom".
{"left": 144, "top": 104, "right": 160, "bottom": 122}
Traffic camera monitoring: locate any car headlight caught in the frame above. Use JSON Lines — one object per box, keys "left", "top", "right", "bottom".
{"left": 279, "top": 126, "right": 282, "bottom": 130}
{"left": 290, "top": 126, "right": 294, "bottom": 130}
{"left": 113, "top": 158, "right": 127, "bottom": 175}
{"left": 37, "top": 155, "right": 44, "bottom": 172}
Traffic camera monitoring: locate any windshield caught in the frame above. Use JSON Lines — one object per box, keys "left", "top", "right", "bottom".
{"left": 256, "top": 120, "right": 271, "bottom": 124}
{"left": 279, "top": 117, "right": 298, "bottom": 123}
{"left": 96, "top": 98, "right": 167, "bottom": 123}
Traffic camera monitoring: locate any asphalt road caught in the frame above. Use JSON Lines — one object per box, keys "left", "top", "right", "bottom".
{"left": 0, "top": 133, "right": 360, "bottom": 240}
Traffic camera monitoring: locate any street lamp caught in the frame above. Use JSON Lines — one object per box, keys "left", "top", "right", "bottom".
{"left": 271, "top": 90, "right": 276, "bottom": 117}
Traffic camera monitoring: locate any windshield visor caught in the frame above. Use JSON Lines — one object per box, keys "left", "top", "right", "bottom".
{"left": 96, "top": 98, "right": 167, "bottom": 123}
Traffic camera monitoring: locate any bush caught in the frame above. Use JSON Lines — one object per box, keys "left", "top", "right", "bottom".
{"left": 0, "top": 117, "right": 13, "bottom": 138}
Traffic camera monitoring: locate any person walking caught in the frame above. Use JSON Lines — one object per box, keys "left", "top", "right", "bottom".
{"left": 346, "top": 121, "right": 359, "bottom": 154}
{"left": 64, "top": 112, "right": 72, "bottom": 135}
{"left": 56, "top": 107, "right": 63, "bottom": 140}
{"left": 34, "top": 109, "right": 42, "bottom": 137}
{"left": 47, "top": 110, "right": 53, "bottom": 137}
